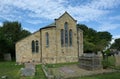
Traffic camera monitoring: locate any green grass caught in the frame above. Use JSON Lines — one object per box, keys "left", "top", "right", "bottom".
{"left": 108, "top": 56, "right": 116, "bottom": 66}
{"left": 0, "top": 62, "right": 120, "bottom": 79}
{"left": 0, "top": 62, "right": 46, "bottom": 79}
{"left": 0, "top": 62, "right": 22, "bottom": 79}
{"left": 102, "top": 56, "right": 116, "bottom": 69}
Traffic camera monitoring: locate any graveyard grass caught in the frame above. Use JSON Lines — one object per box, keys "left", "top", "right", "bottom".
{"left": 0, "top": 62, "right": 120, "bottom": 79}
{"left": 0, "top": 62, "right": 46, "bottom": 79}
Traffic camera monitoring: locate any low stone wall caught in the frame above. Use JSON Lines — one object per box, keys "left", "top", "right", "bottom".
{"left": 79, "top": 55, "right": 102, "bottom": 70}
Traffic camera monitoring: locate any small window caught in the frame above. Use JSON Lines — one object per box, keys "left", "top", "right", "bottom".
{"left": 32, "top": 40, "right": 39, "bottom": 53}
{"left": 61, "top": 29, "right": 64, "bottom": 47}
{"left": 46, "top": 32, "right": 49, "bottom": 47}
{"left": 69, "top": 29, "right": 72, "bottom": 46}
{"left": 36, "top": 40, "right": 39, "bottom": 52}
{"left": 32, "top": 40, "right": 35, "bottom": 53}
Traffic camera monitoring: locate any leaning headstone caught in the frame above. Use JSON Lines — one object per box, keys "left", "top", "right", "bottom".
{"left": 21, "top": 63, "right": 35, "bottom": 76}
{"left": 4, "top": 53, "right": 11, "bottom": 61}
{"left": 25, "top": 63, "right": 35, "bottom": 69}
{"left": 115, "top": 54, "right": 120, "bottom": 66}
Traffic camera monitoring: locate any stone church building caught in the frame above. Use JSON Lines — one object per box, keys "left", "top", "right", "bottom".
{"left": 16, "top": 12, "right": 83, "bottom": 64}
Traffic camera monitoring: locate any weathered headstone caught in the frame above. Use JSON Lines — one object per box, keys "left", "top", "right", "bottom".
{"left": 115, "top": 52, "right": 120, "bottom": 66}
{"left": 97, "top": 51, "right": 102, "bottom": 57}
{"left": 21, "top": 63, "right": 35, "bottom": 76}
{"left": 1, "top": 75, "right": 7, "bottom": 79}
{"left": 25, "top": 63, "right": 35, "bottom": 69}
{"left": 4, "top": 53, "right": 11, "bottom": 61}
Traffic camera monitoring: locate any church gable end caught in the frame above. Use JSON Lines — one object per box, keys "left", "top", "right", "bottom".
{"left": 55, "top": 12, "right": 77, "bottom": 29}
{"left": 55, "top": 11, "right": 77, "bottom": 22}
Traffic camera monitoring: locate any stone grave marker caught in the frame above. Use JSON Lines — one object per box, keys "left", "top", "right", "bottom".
{"left": 115, "top": 52, "right": 120, "bottom": 66}
{"left": 4, "top": 53, "right": 11, "bottom": 61}
{"left": 21, "top": 63, "right": 35, "bottom": 76}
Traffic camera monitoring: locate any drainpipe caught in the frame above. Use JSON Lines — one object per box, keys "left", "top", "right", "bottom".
{"left": 77, "top": 27, "right": 79, "bottom": 61}
{"left": 40, "top": 29, "right": 42, "bottom": 63}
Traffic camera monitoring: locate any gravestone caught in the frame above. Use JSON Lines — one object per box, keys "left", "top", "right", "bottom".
{"left": 21, "top": 63, "right": 35, "bottom": 76}
{"left": 25, "top": 63, "right": 35, "bottom": 69}
{"left": 4, "top": 53, "right": 11, "bottom": 61}
{"left": 97, "top": 51, "right": 102, "bottom": 57}
{"left": 115, "top": 51, "right": 120, "bottom": 66}
{"left": 1, "top": 75, "right": 7, "bottom": 79}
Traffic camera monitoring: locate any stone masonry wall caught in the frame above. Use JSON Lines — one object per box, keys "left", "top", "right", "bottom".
{"left": 16, "top": 31, "right": 41, "bottom": 63}
{"left": 54, "top": 13, "right": 83, "bottom": 63}
{"left": 41, "top": 27, "right": 57, "bottom": 63}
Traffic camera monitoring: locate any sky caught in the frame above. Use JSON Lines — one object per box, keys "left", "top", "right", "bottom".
{"left": 0, "top": 0, "right": 120, "bottom": 41}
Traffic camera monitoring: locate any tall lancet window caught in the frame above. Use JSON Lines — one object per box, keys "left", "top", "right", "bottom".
{"left": 69, "top": 29, "right": 72, "bottom": 46}
{"left": 46, "top": 32, "right": 49, "bottom": 47}
{"left": 64, "top": 22, "right": 68, "bottom": 46}
{"left": 32, "top": 40, "right": 35, "bottom": 53}
{"left": 61, "top": 29, "right": 64, "bottom": 47}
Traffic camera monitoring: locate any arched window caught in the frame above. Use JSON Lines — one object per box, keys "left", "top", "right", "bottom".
{"left": 36, "top": 40, "right": 39, "bottom": 52}
{"left": 69, "top": 29, "right": 72, "bottom": 46}
{"left": 46, "top": 32, "right": 49, "bottom": 47}
{"left": 64, "top": 22, "right": 68, "bottom": 46}
{"left": 61, "top": 29, "right": 64, "bottom": 47}
{"left": 32, "top": 40, "right": 35, "bottom": 53}
{"left": 32, "top": 40, "right": 39, "bottom": 53}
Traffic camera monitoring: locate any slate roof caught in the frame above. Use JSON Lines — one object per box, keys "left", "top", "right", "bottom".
{"left": 40, "top": 23, "right": 56, "bottom": 30}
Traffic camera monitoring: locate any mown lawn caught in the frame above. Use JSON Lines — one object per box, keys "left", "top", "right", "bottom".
{"left": 0, "top": 61, "right": 120, "bottom": 79}
{"left": 0, "top": 62, "right": 46, "bottom": 79}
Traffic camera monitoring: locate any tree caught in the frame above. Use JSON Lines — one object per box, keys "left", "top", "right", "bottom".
{"left": 77, "top": 24, "right": 112, "bottom": 53}
{"left": 111, "top": 38, "right": 120, "bottom": 50}
{"left": 19, "top": 30, "right": 31, "bottom": 39}
{"left": 97, "top": 32, "right": 112, "bottom": 41}
{"left": 95, "top": 32, "right": 112, "bottom": 51}
{"left": 0, "top": 21, "right": 31, "bottom": 60}
{"left": 0, "top": 27, "right": 9, "bottom": 53}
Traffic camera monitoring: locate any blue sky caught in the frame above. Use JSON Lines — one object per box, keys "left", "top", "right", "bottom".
{"left": 0, "top": 0, "right": 120, "bottom": 42}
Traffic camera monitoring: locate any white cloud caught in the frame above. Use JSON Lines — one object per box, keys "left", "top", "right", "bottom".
{"left": 0, "top": 0, "right": 120, "bottom": 34}
{"left": 111, "top": 35, "right": 120, "bottom": 44}
{"left": 109, "top": 15, "right": 120, "bottom": 21}
{"left": 88, "top": 0, "right": 120, "bottom": 9}
{"left": 26, "top": 20, "right": 42, "bottom": 25}
{"left": 98, "top": 23, "right": 120, "bottom": 31}
{"left": 23, "top": 27, "right": 36, "bottom": 33}
{"left": 0, "top": 0, "right": 119, "bottom": 23}
{"left": 111, "top": 38, "right": 115, "bottom": 44}
{"left": 67, "top": 6, "right": 109, "bottom": 22}
{"left": 113, "top": 35, "right": 120, "bottom": 39}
